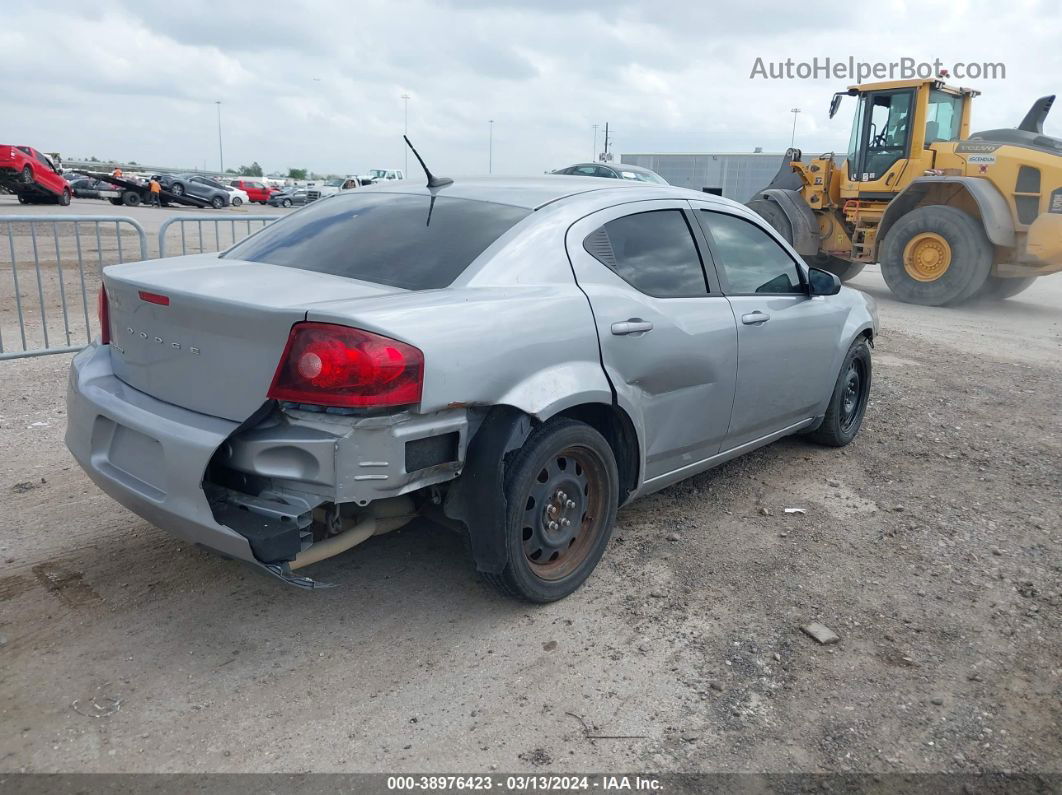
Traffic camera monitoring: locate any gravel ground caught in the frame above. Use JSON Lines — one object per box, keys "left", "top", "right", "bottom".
{"left": 0, "top": 267, "right": 1059, "bottom": 775}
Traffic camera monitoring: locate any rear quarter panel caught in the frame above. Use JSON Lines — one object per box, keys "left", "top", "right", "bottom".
{"left": 304, "top": 209, "right": 614, "bottom": 419}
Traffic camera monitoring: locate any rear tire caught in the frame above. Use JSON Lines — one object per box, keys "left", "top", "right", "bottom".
{"left": 20, "top": 165, "right": 33, "bottom": 184}
{"left": 974, "top": 275, "right": 1036, "bottom": 300}
{"left": 122, "top": 190, "right": 141, "bottom": 207}
{"left": 17, "top": 193, "right": 30, "bottom": 205}
{"left": 880, "top": 206, "right": 993, "bottom": 305}
{"left": 231, "top": 196, "right": 243, "bottom": 207}
{"left": 484, "top": 418, "right": 619, "bottom": 603}
{"left": 807, "top": 338, "right": 872, "bottom": 447}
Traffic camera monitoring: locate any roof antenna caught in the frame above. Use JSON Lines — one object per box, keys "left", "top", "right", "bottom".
{"left": 404, "top": 135, "right": 453, "bottom": 189}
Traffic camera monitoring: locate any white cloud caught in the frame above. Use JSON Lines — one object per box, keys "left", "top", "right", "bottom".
{"left": 0, "top": 0, "right": 1058, "bottom": 176}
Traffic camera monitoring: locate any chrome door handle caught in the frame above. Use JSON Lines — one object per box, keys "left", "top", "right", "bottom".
{"left": 611, "top": 319, "right": 654, "bottom": 335}
{"left": 741, "top": 311, "right": 770, "bottom": 326}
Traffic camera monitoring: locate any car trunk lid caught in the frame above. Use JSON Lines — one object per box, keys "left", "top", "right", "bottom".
{"left": 104, "top": 254, "right": 402, "bottom": 421}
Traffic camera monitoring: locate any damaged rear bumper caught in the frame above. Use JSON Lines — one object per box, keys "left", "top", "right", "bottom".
{"left": 65, "top": 343, "right": 467, "bottom": 583}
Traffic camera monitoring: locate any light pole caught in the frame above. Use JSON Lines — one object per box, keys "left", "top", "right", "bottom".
{"left": 401, "top": 93, "right": 410, "bottom": 176}
{"left": 592, "top": 124, "right": 599, "bottom": 161}
{"left": 790, "top": 107, "right": 801, "bottom": 148}
{"left": 215, "top": 100, "right": 224, "bottom": 174}
{"left": 489, "top": 119, "right": 494, "bottom": 174}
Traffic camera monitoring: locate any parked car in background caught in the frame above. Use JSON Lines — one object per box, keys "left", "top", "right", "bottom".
{"left": 154, "top": 173, "right": 231, "bottom": 208}
{"left": 228, "top": 179, "right": 276, "bottom": 204}
{"left": 305, "top": 177, "right": 367, "bottom": 201}
{"left": 69, "top": 177, "right": 121, "bottom": 199}
{"left": 268, "top": 188, "right": 312, "bottom": 208}
{"left": 363, "top": 168, "right": 405, "bottom": 182}
{"left": 553, "top": 162, "right": 668, "bottom": 185}
{"left": 224, "top": 185, "right": 251, "bottom": 207}
{"left": 0, "top": 145, "right": 72, "bottom": 205}
{"left": 68, "top": 177, "right": 876, "bottom": 602}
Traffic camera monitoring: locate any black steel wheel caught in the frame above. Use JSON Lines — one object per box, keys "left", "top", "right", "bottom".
{"left": 807, "top": 338, "right": 872, "bottom": 447}
{"left": 486, "top": 418, "right": 619, "bottom": 602}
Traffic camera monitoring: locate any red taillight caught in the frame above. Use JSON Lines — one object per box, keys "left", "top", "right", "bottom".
{"left": 268, "top": 322, "right": 424, "bottom": 408}
{"left": 138, "top": 290, "right": 169, "bottom": 306}
{"left": 97, "top": 287, "right": 111, "bottom": 345}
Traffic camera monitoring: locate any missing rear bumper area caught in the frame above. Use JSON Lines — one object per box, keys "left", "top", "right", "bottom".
{"left": 203, "top": 405, "right": 468, "bottom": 570}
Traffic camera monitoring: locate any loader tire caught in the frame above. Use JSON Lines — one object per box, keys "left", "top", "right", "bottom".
{"left": 747, "top": 198, "right": 793, "bottom": 241}
{"left": 975, "top": 275, "right": 1036, "bottom": 301}
{"left": 880, "top": 206, "right": 992, "bottom": 306}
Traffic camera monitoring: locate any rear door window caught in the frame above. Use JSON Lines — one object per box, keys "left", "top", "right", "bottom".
{"left": 583, "top": 209, "right": 708, "bottom": 298}
{"left": 224, "top": 192, "right": 531, "bottom": 290}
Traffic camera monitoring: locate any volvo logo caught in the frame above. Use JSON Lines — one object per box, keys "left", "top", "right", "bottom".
{"left": 125, "top": 327, "right": 200, "bottom": 354}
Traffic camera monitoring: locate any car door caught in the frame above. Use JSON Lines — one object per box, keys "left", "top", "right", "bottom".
{"left": 566, "top": 201, "right": 738, "bottom": 484}
{"left": 693, "top": 206, "right": 847, "bottom": 447}
{"left": 188, "top": 177, "right": 215, "bottom": 200}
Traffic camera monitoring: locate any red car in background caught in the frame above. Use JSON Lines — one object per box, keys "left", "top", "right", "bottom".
{"left": 228, "top": 178, "right": 276, "bottom": 204}
{"left": 0, "top": 145, "right": 71, "bottom": 205}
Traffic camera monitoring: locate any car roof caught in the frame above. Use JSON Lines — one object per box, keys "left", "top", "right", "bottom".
{"left": 363, "top": 175, "right": 703, "bottom": 210}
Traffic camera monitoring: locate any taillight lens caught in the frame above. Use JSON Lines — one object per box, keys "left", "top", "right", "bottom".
{"left": 268, "top": 322, "right": 424, "bottom": 408}
{"left": 97, "top": 287, "right": 111, "bottom": 345}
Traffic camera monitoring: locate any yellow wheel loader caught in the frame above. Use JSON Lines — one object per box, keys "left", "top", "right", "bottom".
{"left": 748, "top": 79, "right": 1062, "bottom": 305}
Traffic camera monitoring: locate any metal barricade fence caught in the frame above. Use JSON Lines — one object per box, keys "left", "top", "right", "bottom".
{"left": 0, "top": 216, "right": 149, "bottom": 360}
{"left": 1, "top": 214, "right": 277, "bottom": 360}
{"left": 158, "top": 215, "right": 275, "bottom": 258}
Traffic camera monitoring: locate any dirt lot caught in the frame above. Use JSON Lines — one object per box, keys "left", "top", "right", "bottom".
{"left": 0, "top": 263, "right": 1059, "bottom": 775}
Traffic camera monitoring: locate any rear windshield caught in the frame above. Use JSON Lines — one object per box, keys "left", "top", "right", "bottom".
{"left": 223, "top": 192, "right": 531, "bottom": 289}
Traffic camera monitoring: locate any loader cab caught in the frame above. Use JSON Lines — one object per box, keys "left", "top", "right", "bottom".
{"left": 834, "top": 79, "right": 976, "bottom": 197}
{"left": 847, "top": 88, "right": 914, "bottom": 183}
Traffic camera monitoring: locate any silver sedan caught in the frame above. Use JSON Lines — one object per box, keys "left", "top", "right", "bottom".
{"left": 66, "top": 176, "right": 877, "bottom": 601}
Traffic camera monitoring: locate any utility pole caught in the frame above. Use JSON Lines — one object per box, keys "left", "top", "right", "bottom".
{"left": 600, "top": 122, "right": 612, "bottom": 162}
{"left": 401, "top": 93, "right": 410, "bottom": 176}
{"left": 790, "top": 107, "right": 801, "bottom": 148}
{"left": 215, "top": 101, "right": 224, "bottom": 174}
{"left": 592, "top": 124, "right": 599, "bottom": 161}
{"left": 489, "top": 119, "right": 494, "bottom": 174}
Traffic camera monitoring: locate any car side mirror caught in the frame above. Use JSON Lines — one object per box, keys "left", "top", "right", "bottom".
{"left": 808, "top": 267, "right": 841, "bottom": 296}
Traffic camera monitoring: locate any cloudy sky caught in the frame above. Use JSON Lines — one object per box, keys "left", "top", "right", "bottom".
{"left": 2, "top": 0, "right": 1060, "bottom": 177}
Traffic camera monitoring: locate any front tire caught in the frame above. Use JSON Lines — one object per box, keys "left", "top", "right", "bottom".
{"left": 484, "top": 418, "right": 619, "bottom": 603}
{"left": 880, "top": 206, "right": 993, "bottom": 305}
{"left": 170, "top": 182, "right": 184, "bottom": 197}
{"left": 808, "top": 253, "right": 866, "bottom": 283}
{"left": 282, "top": 198, "right": 292, "bottom": 208}
{"left": 211, "top": 195, "right": 225, "bottom": 209}
{"left": 807, "top": 338, "right": 872, "bottom": 447}
{"left": 231, "top": 196, "right": 243, "bottom": 207}
{"left": 57, "top": 187, "right": 71, "bottom": 206}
